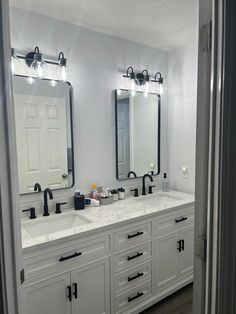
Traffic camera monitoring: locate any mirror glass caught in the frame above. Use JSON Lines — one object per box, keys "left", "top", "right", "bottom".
{"left": 115, "top": 89, "right": 160, "bottom": 180}
{"left": 13, "top": 76, "right": 74, "bottom": 194}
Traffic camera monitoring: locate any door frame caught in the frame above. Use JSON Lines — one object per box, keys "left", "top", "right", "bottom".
{"left": 0, "top": 0, "right": 23, "bottom": 313}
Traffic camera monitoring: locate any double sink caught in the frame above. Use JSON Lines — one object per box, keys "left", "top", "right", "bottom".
{"left": 22, "top": 193, "right": 183, "bottom": 239}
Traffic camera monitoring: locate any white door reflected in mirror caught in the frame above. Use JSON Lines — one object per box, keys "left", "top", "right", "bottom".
{"left": 13, "top": 76, "right": 74, "bottom": 194}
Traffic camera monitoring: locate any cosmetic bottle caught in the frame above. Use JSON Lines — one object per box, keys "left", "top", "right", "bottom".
{"left": 118, "top": 187, "right": 125, "bottom": 200}
{"left": 162, "top": 173, "right": 169, "bottom": 192}
{"left": 74, "top": 191, "right": 85, "bottom": 210}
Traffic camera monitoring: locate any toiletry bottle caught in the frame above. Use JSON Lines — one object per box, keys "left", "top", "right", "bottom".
{"left": 111, "top": 189, "right": 119, "bottom": 201}
{"left": 118, "top": 187, "right": 125, "bottom": 200}
{"left": 90, "top": 183, "right": 100, "bottom": 200}
{"left": 162, "top": 173, "right": 169, "bottom": 192}
{"left": 74, "top": 191, "right": 85, "bottom": 210}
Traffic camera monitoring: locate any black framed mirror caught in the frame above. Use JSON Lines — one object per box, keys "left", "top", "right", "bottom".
{"left": 115, "top": 89, "right": 161, "bottom": 180}
{"left": 12, "top": 75, "right": 74, "bottom": 194}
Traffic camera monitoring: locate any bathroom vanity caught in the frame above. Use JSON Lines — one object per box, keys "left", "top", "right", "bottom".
{"left": 21, "top": 191, "right": 194, "bottom": 314}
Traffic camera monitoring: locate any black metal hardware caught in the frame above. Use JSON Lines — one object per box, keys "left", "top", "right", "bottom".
{"left": 34, "top": 183, "right": 42, "bottom": 192}
{"left": 73, "top": 283, "right": 78, "bottom": 299}
{"left": 67, "top": 286, "right": 72, "bottom": 302}
{"left": 128, "top": 292, "right": 144, "bottom": 302}
{"left": 131, "top": 188, "right": 139, "bottom": 197}
{"left": 142, "top": 174, "right": 153, "bottom": 195}
{"left": 127, "top": 252, "right": 143, "bottom": 261}
{"left": 22, "top": 207, "right": 37, "bottom": 219}
{"left": 59, "top": 252, "right": 82, "bottom": 262}
{"left": 128, "top": 272, "right": 144, "bottom": 282}
{"left": 20, "top": 269, "right": 25, "bottom": 284}
{"left": 43, "top": 188, "right": 53, "bottom": 216}
{"left": 127, "top": 171, "right": 137, "bottom": 178}
{"left": 151, "top": 72, "right": 164, "bottom": 84}
{"left": 177, "top": 240, "right": 185, "bottom": 252}
{"left": 177, "top": 240, "right": 182, "bottom": 252}
{"left": 148, "top": 185, "right": 156, "bottom": 194}
{"left": 127, "top": 231, "right": 144, "bottom": 239}
{"left": 175, "top": 217, "right": 188, "bottom": 223}
{"left": 55, "top": 202, "right": 67, "bottom": 214}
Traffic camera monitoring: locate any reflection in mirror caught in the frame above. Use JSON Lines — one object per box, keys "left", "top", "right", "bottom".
{"left": 115, "top": 89, "right": 160, "bottom": 180}
{"left": 13, "top": 76, "right": 74, "bottom": 194}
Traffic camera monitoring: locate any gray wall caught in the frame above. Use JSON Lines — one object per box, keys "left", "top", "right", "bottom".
{"left": 167, "top": 42, "right": 198, "bottom": 194}
{"left": 10, "top": 8, "right": 169, "bottom": 204}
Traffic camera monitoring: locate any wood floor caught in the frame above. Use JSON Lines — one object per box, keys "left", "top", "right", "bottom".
{"left": 140, "top": 284, "right": 193, "bottom": 314}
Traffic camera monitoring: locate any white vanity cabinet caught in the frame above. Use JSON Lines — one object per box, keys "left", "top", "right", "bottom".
{"left": 22, "top": 202, "right": 194, "bottom": 314}
{"left": 23, "top": 273, "right": 71, "bottom": 314}
{"left": 154, "top": 209, "right": 194, "bottom": 293}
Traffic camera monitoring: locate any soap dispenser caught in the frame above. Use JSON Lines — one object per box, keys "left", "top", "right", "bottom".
{"left": 162, "top": 173, "right": 169, "bottom": 192}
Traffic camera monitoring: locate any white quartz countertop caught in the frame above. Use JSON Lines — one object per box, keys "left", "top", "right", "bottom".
{"left": 21, "top": 190, "right": 194, "bottom": 251}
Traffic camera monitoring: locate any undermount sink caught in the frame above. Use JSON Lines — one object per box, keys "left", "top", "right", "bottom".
{"left": 22, "top": 212, "right": 92, "bottom": 238}
{"left": 134, "top": 193, "right": 183, "bottom": 207}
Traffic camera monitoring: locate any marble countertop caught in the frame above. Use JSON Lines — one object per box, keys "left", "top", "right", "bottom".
{"left": 21, "top": 190, "right": 194, "bottom": 252}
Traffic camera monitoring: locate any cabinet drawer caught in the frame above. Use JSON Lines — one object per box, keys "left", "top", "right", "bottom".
{"left": 115, "top": 280, "right": 152, "bottom": 314}
{"left": 114, "top": 261, "right": 152, "bottom": 294}
{"left": 154, "top": 209, "right": 194, "bottom": 236}
{"left": 24, "top": 235, "right": 110, "bottom": 280}
{"left": 113, "top": 222, "right": 152, "bottom": 251}
{"left": 114, "top": 242, "right": 152, "bottom": 273}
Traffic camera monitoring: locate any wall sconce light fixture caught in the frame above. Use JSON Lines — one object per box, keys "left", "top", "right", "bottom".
{"left": 151, "top": 72, "right": 164, "bottom": 95}
{"left": 122, "top": 67, "right": 164, "bottom": 96}
{"left": 11, "top": 46, "right": 69, "bottom": 83}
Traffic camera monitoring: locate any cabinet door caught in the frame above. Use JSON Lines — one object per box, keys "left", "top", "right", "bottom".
{"left": 179, "top": 225, "right": 194, "bottom": 277}
{"left": 71, "top": 258, "right": 110, "bottom": 314}
{"left": 155, "top": 232, "right": 179, "bottom": 292}
{"left": 23, "top": 273, "right": 71, "bottom": 314}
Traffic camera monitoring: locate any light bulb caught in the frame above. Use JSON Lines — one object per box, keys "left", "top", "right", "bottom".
{"left": 50, "top": 80, "right": 57, "bottom": 87}
{"left": 11, "top": 57, "right": 16, "bottom": 74}
{"left": 59, "top": 66, "right": 67, "bottom": 81}
{"left": 36, "top": 62, "right": 43, "bottom": 78}
{"left": 159, "top": 84, "right": 164, "bottom": 95}
{"left": 30, "top": 51, "right": 47, "bottom": 79}
{"left": 131, "top": 79, "right": 136, "bottom": 97}
{"left": 117, "top": 89, "right": 122, "bottom": 96}
{"left": 144, "top": 81, "right": 149, "bottom": 98}
{"left": 27, "top": 77, "right": 35, "bottom": 85}
{"left": 11, "top": 48, "right": 22, "bottom": 75}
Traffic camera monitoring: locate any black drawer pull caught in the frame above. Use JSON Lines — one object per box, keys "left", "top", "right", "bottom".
{"left": 127, "top": 252, "right": 143, "bottom": 261}
{"left": 128, "top": 292, "right": 144, "bottom": 302}
{"left": 127, "top": 231, "right": 144, "bottom": 239}
{"left": 73, "top": 283, "right": 78, "bottom": 299}
{"left": 175, "top": 217, "right": 188, "bottom": 223}
{"left": 59, "top": 252, "right": 82, "bottom": 262}
{"left": 67, "top": 286, "right": 72, "bottom": 302}
{"left": 128, "top": 272, "right": 144, "bottom": 282}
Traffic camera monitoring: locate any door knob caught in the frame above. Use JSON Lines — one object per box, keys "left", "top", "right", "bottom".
{"left": 62, "top": 173, "right": 68, "bottom": 179}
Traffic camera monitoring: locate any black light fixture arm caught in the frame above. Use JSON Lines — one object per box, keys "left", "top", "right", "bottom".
{"left": 123, "top": 66, "right": 135, "bottom": 79}
{"left": 12, "top": 46, "right": 66, "bottom": 67}
{"left": 142, "top": 69, "right": 150, "bottom": 82}
{"left": 152, "top": 72, "right": 164, "bottom": 84}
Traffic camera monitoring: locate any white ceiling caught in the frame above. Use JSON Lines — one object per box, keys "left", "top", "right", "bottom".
{"left": 10, "top": 0, "right": 198, "bottom": 50}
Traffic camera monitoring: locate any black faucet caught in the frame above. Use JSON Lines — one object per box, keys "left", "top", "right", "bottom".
{"left": 127, "top": 171, "right": 137, "bottom": 178}
{"left": 43, "top": 188, "right": 53, "bottom": 216}
{"left": 142, "top": 174, "right": 153, "bottom": 195}
{"left": 34, "top": 183, "right": 42, "bottom": 192}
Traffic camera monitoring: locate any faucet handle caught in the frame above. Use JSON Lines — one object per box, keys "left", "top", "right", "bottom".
{"left": 55, "top": 202, "right": 67, "bottom": 214}
{"left": 148, "top": 185, "right": 156, "bottom": 194}
{"left": 131, "top": 188, "right": 139, "bottom": 197}
{"left": 22, "top": 207, "right": 37, "bottom": 219}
